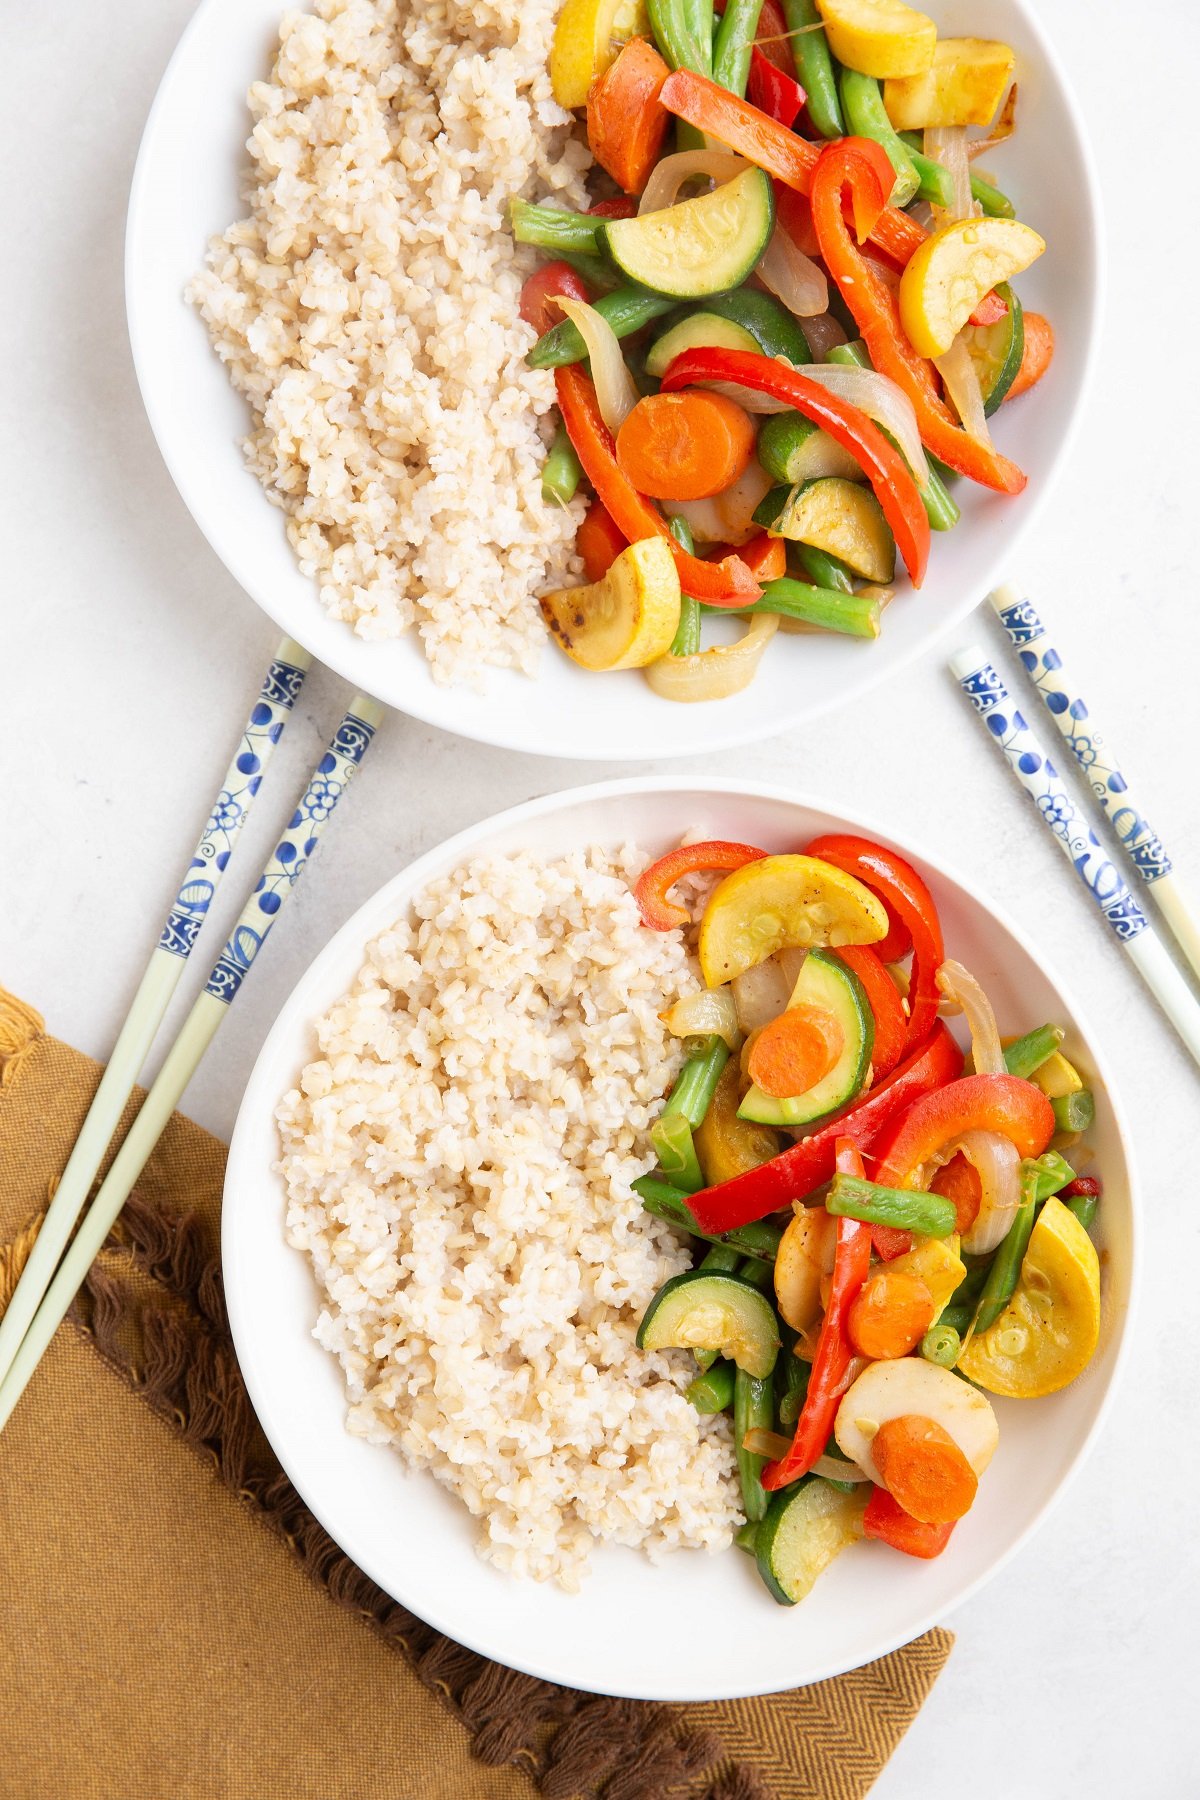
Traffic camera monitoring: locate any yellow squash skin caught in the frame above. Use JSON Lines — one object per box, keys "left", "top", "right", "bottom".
{"left": 884, "top": 37, "right": 1015, "bottom": 130}
{"left": 959, "top": 1197, "right": 1101, "bottom": 1398}
{"left": 816, "top": 0, "right": 937, "bottom": 80}
{"left": 540, "top": 536, "right": 681, "bottom": 671}
{"left": 698, "top": 854, "right": 888, "bottom": 986}
{"left": 550, "top": 0, "right": 650, "bottom": 108}
{"left": 899, "top": 217, "right": 1045, "bottom": 359}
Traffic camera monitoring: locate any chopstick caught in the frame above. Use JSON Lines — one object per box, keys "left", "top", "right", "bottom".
{"left": 989, "top": 583, "right": 1200, "bottom": 989}
{"left": 0, "top": 638, "right": 312, "bottom": 1390}
{"left": 0, "top": 690, "right": 384, "bottom": 1434}
{"left": 950, "top": 644, "right": 1200, "bottom": 1070}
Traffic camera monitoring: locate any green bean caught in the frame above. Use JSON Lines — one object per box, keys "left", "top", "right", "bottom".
{"left": 1065, "top": 1193, "right": 1099, "bottom": 1232}
{"left": 781, "top": 0, "right": 843, "bottom": 139}
{"left": 528, "top": 289, "right": 677, "bottom": 370}
{"left": 776, "top": 1349, "right": 811, "bottom": 1427}
{"left": 663, "top": 1037, "right": 730, "bottom": 1129}
{"left": 825, "top": 341, "right": 959, "bottom": 531}
{"left": 683, "top": 0, "right": 715, "bottom": 71}
{"left": 713, "top": 0, "right": 765, "bottom": 95}
{"left": 632, "top": 1175, "right": 786, "bottom": 1263}
{"left": 651, "top": 1113, "right": 704, "bottom": 1193}
{"left": 827, "top": 1172, "right": 956, "bottom": 1237}
{"left": 668, "top": 515, "right": 703, "bottom": 656}
{"left": 738, "top": 1255, "right": 776, "bottom": 1292}
{"left": 937, "top": 1303, "right": 972, "bottom": 1337}
{"left": 510, "top": 199, "right": 600, "bottom": 254}
{"left": 648, "top": 0, "right": 709, "bottom": 73}
{"left": 973, "top": 1161, "right": 1040, "bottom": 1334}
{"left": 971, "top": 171, "right": 1016, "bottom": 218}
{"left": 735, "top": 1519, "right": 761, "bottom": 1555}
{"left": 838, "top": 71, "right": 919, "bottom": 206}
{"left": 735, "top": 1369, "right": 774, "bottom": 1522}
{"left": 702, "top": 1244, "right": 743, "bottom": 1275}
{"left": 701, "top": 578, "right": 881, "bottom": 638}
{"left": 1003, "top": 1022, "right": 1064, "bottom": 1079}
{"left": 896, "top": 132, "right": 1015, "bottom": 216}
{"left": 559, "top": 250, "right": 623, "bottom": 293}
{"left": 1052, "top": 1089, "right": 1095, "bottom": 1134}
{"left": 792, "top": 543, "right": 855, "bottom": 592}
{"left": 920, "top": 1322, "right": 962, "bottom": 1367}
{"left": 541, "top": 425, "right": 583, "bottom": 508}
{"left": 688, "top": 1358, "right": 736, "bottom": 1413}
{"left": 905, "top": 147, "right": 954, "bottom": 209}
{"left": 1027, "top": 1150, "right": 1077, "bottom": 1203}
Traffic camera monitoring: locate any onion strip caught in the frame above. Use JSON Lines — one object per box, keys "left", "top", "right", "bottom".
{"left": 924, "top": 125, "right": 973, "bottom": 223}
{"left": 638, "top": 150, "right": 748, "bottom": 216}
{"left": 645, "top": 613, "right": 779, "bottom": 702}
{"left": 935, "top": 959, "right": 1004, "bottom": 1075}
{"left": 796, "top": 365, "right": 930, "bottom": 487}
{"left": 731, "top": 953, "right": 792, "bottom": 1032}
{"left": 935, "top": 335, "right": 992, "bottom": 446}
{"left": 550, "top": 295, "right": 639, "bottom": 436}
{"left": 951, "top": 1129, "right": 1023, "bottom": 1255}
{"left": 812, "top": 1453, "right": 870, "bottom": 1484}
{"left": 756, "top": 226, "right": 829, "bottom": 319}
{"left": 660, "top": 988, "right": 741, "bottom": 1048}
{"left": 797, "top": 311, "right": 848, "bottom": 361}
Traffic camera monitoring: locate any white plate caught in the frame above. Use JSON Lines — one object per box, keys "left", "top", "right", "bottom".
{"left": 127, "top": 0, "right": 1102, "bottom": 761}
{"left": 223, "top": 778, "right": 1136, "bottom": 1700}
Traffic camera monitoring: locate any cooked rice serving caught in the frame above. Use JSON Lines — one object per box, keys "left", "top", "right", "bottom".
{"left": 277, "top": 847, "right": 742, "bottom": 1590}
{"left": 188, "top": 0, "right": 590, "bottom": 684}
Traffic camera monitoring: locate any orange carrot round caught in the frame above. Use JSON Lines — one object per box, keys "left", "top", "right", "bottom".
{"left": 847, "top": 1270, "right": 936, "bottom": 1361}
{"left": 615, "top": 391, "right": 756, "bottom": 501}
{"left": 1008, "top": 312, "right": 1055, "bottom": 400}
{"left": 931, "top": 1152, "right": 982, "bottom": 1236}
{"left": 872, "top": 1413, "right": 979, "bottom": 1524}
{"left": 576, "top": 498, "right": 626, "bottom": 583}
{"left": 747, "top": 1004, "right": 843, "bottom": 1099}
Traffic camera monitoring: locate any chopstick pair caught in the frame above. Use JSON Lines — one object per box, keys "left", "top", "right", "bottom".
{"left": 0, "top": 643, "right": 384, "bottom": 1433}
{"left": 951, "top": 586, "right": 1200, "bottom": 1069}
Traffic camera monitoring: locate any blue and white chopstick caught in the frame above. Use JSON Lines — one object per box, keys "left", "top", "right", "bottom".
{"left": 0, "top": 638, "right": 312, "bottom": 1388}
{"left": 989, "top": 583, "right": 1200, "bottom": 988}
{"left": 951, "top": 646, "right": 1200, "bottom": 1070}
{"left": 0, "top": 691, "right": 384, "bottom": 1433}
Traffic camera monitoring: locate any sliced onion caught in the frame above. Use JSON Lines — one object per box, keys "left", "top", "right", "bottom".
{"left": 936, "top": 958, "right": 1004, "bottom": 1074}
{"left": 731, "top": 953, "right": 792, "bottom": 1032}
{"left": 812, "top": 1453, "right": 870, "bottom": 1483}
{"left": 776, "top": 947, "right": 808, "bottom": 989}
{"left": 953, "top": 1129, "right": 1023, "bottom": 1255}
{"left": 757, "top": 227, "right": 829, "bottom": 318}
{"left": 701, "top": 381, "right": 793, "bottom": 416}
{"left": 935, "top": 334, "right": 992, "bottom": 445}
{"left": 645, "top": 612, "right": 779, "bottom": 702}
{"left": 797, "top": 311, "right": 847, "bottom": 360}
{"left": 798, "top": 365, "right": 930, "bottom": 487}
{"left": 668, "top": 461, "right": 775, "bottom": 546}
{"left": 832, "top": 1353, "right": 868, "bottom": 1399}
{"left": 660, "top": 988, "right": 741, "bottom": 1048}
{"left": 743, "top": 1427, "right": 794, "bottom": 1460}
{"left": 638, "top": 150, "right": 748, "bottom": 216}
{"left": 550, "top": 295, "right": 639, "bottom": 435}
{"left": 968, "top": 83, "right": 1018, "bottom": 160}
{"left": 924, "top": 125, "right": 973, "bottom": 222}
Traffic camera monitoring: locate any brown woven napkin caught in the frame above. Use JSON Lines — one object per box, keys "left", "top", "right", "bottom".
{"left": 0, "top": 990, "right": 951, "bottom": 1800}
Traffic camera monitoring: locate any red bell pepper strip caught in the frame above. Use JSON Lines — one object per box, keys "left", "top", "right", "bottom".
{"left": 773, "top": 179, "right": 820, "bottom": 256}
{"left": 1061, "top": 1174, "right": 1102, "bottom": 1200}
{"left": 873, "top": 1074, "right": 1056, "bottom": 1189}
{"left": 748, "top": 46, "right": 805, "bottom": 126}
{"left": 804, "top": 834, "right": 944, "bottom": 1048}
{"left": 659, "top": 69, "right": 925, "bottom": 267}
{"left": 555, "top": 365, "right": 761, "bottom": 606}
{"left": 576, "top": 497, "right": 627, "bottom": 583}
{"left": 708, "top": 532, "right": 787, "bottom": 582}
{"left": 762, "top": 1139, "right": 871, "bottom": 1492}
{"left": 689, "top": 1021, "right": 964, "bottom": 1232}
{"left": 587, "top": 197, "right": 638, "bottom": 220}
{"left": 520, "top": 263, "right": 589, "bottom": 336}
{"left": 660, "top": 348, "right": 930, "bottom": 586}
{"left": 832, "top": 946, "right": 907, "bottom": 1082}
{"left": 808, "top": 137, "right": 1027, "bottom": 496}
{"left": 864, "top": 1487, "right": 955, "bottom": 1558}
{"left": 633, "top": 840, "right": 767, "bottom": 931}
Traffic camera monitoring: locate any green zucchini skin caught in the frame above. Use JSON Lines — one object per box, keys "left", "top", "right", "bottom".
{"left": 965, "top": 282, "right": 1025, "bottom": 416}
{"left": 637, "top": 1270, "right": 780, "bottom": 1378}
{"left": 738, "top": 950, "right": 874, "bottom": 1129}
{"left": 599, "top": 168, "right": 774, "bottom": 299}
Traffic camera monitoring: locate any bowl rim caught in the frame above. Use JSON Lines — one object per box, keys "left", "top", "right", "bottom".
{"left": 222, "top": 773, "right": 1140, "bottom": 1699}
{"left": 125, "top": 0, "right": 1107, "bottom": 761}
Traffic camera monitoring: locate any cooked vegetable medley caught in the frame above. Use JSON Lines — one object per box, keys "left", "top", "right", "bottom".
{"left": 519, "top": 0, "right": 1052, "bottom": 700}
{"left": 629, "top": 831, "right": 1103, "bottom": 1604}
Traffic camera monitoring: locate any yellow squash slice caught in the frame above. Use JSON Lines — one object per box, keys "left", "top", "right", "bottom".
{"left": 958, "top": 1197, "right": 1101, "bottom": 1399}
{"left": 884, "top": 38, "right": 1015, "bottom": 131}
{"left": 899, "top": 217, "right": 1045, "bottom": 359}
{"left": 540, "top": 536, "right": 681, "bottom": 671}
{"left": 884, "top": 1234, "right": 966, "bottom": 1321}
{"left": 816, "top": 0, "right": 937, "bottom": 81}
{"left": 550, "top": 0, "right": 650, "bottom": 108}
{"left": 698, "top": 854, "right": 888, "bottom": 986}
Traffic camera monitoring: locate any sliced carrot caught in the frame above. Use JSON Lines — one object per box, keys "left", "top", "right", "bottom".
{"left": 576, "top": 498, "right": 626, "bottom": 582}
{"left": 747, "top": 1004, "right": 844, "bottom": 1099}
{"left": 931, "top": 1152, "right": 982, "bottom": 1236}
{"left": 847, "top": 1270, "right": 935, "bottom": 1361}
{"left": 1008, "top": 312, "right": 1055, "bottom": 400}
{"left": 615, "top": 391, "right": 756, "bottom": 501}
{"left": 710, "top": 532, "right": 787, "bottom": 581}
{"left": 872, "top": 1414, "right": 979, "bottom": 1525}
{"left": 587, "top": 38, "right": 672, "bottom": 196}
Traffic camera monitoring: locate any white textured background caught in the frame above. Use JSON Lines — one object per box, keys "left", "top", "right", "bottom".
{"left": 2, "top": 2, "right": 1198, "bottom": 1793}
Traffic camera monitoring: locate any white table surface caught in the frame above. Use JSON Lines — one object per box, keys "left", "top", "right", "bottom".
{"left": 3, "top": 3, "right": 1198, "bottom": 1792}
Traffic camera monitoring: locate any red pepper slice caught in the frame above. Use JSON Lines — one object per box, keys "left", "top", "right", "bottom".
{"left": 689, "top": 1021, "right": 964, "bottom": 1232}
{"left": 587, "top": 197, "right": 639, "bottom": 220}
{"left": 747, "top": 46, "right": 805, "bottom": 127}
{"left": 660, "top": 348, "right": 930, "bottom": 586}
{"left": 864, "top": 1487, "right": 956, "bottom": 1558}
{"left": 520, "top": 262, "right": 589, "bottom": 336}
{"left": 762, "top": 1138, "right": 871, "bottom": 1491}
{"left": 808, "top": 137, "right": 1027, "bottom": 495}
{"left": 658, "top": 69, "right": 925, "bottom": 267}
{"left": 708, "top": 531, "right": 787, "bottom": 582}
{"left": 873, "top": 1073, "right": 1056, "bottom": 1189}
{"left": 633, "top": 840, "right": 767, "bottom": 931}
{"left": 1061, "top": 1174, "right": 1102, "bottom": 1200}
{"left": 804, "top": 834, "right": 944, "bottom": 1048}
{"left": 832, "top": 946, "right": 906, "bottom": 1082}
{"left": 555, "top": 365, "right": 761, "bottom": 606}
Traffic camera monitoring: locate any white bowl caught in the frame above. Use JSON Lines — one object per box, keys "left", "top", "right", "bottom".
{"left": 127, "top": 0, "right": 1102, "bottom": 760}
{"left": 223, "top": 777, "right": 1136, "bottom": 1700}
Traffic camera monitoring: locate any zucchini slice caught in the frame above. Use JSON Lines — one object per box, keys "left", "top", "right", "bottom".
{"left": 739, "top": 949, "right": 874, "bottom": 1128}
{"left": 644, "top": 313, "right": 760, "bottom": 379}
{"left": 702, "top": 289, "right": 811, "bottom": 363}
{"left": 599, "top": 168, "right": 774, "bottom": 299}
{"left": 637, "top": 1271, "right": 780, "bottom": 1378}
{"left": 964, "top": 281, "right": 1024, "bottom": 416}
{"left": 758, "top": 477, "right": 896, "bottom": 584}
{"left": 755, "top": 1478, "right": 868, "bottom": 1606}
{"left": 756, "top": 412, "right": 865, "bottom": 485}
